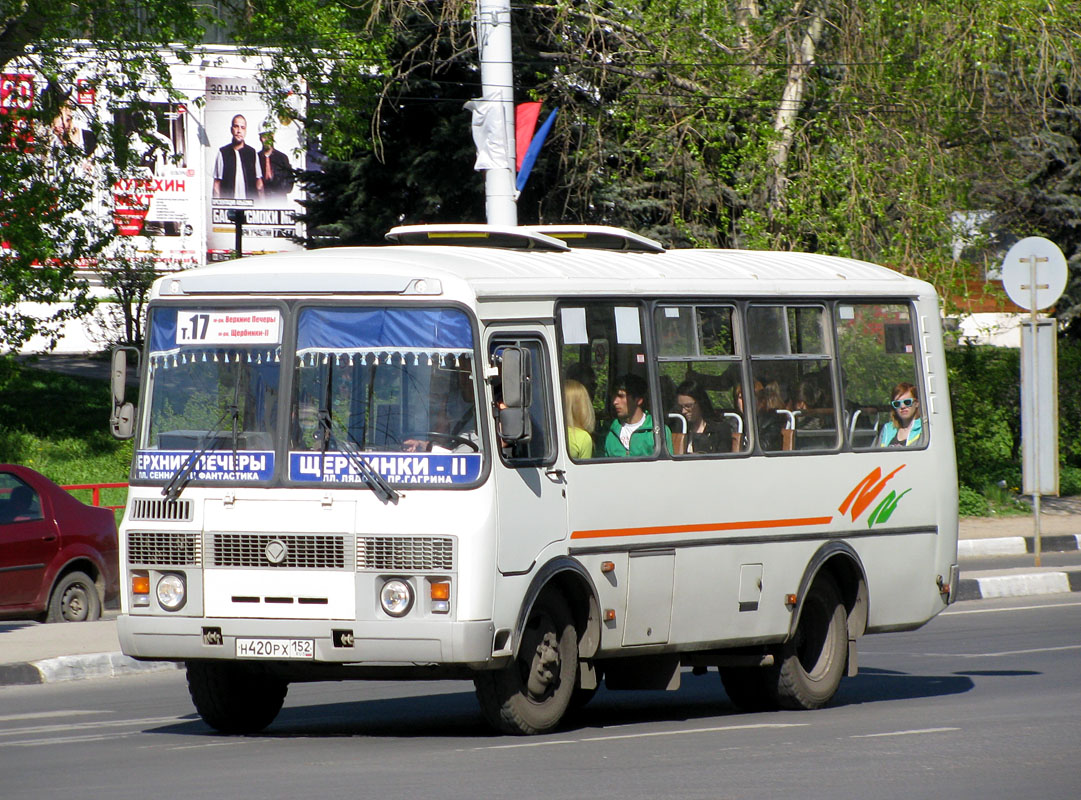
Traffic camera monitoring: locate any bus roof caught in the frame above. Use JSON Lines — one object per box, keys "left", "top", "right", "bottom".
{"left": 153, "top": 239, "right": 934, "bottom": 302}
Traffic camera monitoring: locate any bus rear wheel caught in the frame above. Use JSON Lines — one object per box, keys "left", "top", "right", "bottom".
{"left": 719, "top": 666, "right": 778, "bottom": 712}
{"left": 186, "top": 661, "right": 288, "bottom": 734}
{"left": 474, "top": 592, "right": 578, "bottom": 735}
{"left": 774, "top": 572, "right": 847, "bottom": 710}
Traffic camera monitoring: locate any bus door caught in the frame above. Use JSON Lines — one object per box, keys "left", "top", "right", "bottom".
{"left": 488, "top": 331, "right": 568, "bottom": 574}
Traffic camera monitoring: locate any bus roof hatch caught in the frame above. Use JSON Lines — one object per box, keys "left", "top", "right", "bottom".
{"left": 384, "top": 224, "right": 570, "bottom": 251}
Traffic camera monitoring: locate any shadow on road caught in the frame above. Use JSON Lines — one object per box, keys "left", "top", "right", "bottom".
{"left": 144, "top": 665, "right": 979, "bottom": 740}
{"left": 833, "top": 666, "right": 975, "bottom": 705}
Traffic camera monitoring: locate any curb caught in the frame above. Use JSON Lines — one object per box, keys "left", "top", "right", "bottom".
{"left": 955, "top": 569, "right": 1081, "bottom": 602}
{"left": 958, "top": 534, "right": 1081, "bottom": 558}
{"left": 0, "top": 652, "right": 180, "bottom": 687}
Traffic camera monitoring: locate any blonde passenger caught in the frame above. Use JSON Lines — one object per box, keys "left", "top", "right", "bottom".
{"left": 563, "top": 379, "right": 595, "bottom": 459}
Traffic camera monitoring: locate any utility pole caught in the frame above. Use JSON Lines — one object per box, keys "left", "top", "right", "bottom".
{"left": 477, "top": 0, "right": 517, "bottom": 226}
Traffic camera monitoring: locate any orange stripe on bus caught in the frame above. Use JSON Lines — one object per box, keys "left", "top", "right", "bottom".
{"left": 570, "top": 516, "right": 835, "bottom": 540}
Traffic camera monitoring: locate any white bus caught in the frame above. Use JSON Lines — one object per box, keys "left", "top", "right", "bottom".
{"left": 110, "top": 224, "right": 959, "bottom": 735}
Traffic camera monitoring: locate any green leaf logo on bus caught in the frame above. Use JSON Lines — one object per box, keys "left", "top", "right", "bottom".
{"left": 838, "top": 465, "right": 911, "bottom": 528}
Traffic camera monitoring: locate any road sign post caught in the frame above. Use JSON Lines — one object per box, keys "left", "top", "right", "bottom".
{"left": 1001, "top": 237, "right": 1067, "bottom": 566}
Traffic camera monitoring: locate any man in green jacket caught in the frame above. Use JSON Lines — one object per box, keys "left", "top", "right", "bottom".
{"left": 604, "top": 374, "right": 672, "bottom": 457}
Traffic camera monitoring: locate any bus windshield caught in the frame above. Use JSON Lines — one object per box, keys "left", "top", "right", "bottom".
{"left": 287, "top": 306, "right": 482, "bottom": 486}
{"left": 134, "top": 304, "right": 483, "bottom": 488}
{"left": 136, "top": 306, "right": 282, "bottom": 483}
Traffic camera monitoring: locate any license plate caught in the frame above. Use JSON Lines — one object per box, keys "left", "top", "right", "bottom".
{"left": 235, "top": 637, "right": 315, "bottom": 659}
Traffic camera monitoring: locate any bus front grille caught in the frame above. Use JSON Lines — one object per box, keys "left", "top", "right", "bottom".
{"left": 127, "top": 531, "right": 201, "bottom": 566}
{"left": 357, "top": 536, "right": 454, "bottom": 572}
{"left": 209, "top": 533, "right": 348, "bottom": 569}
{"left": 129, "top": 498, "right": 193, "bottom": 522}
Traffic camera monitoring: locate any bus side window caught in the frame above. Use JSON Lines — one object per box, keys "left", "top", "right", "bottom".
{"left": 558, "top": 302, "right": 661, "bottom": 460}
{"left": 747, "top": 305, "right": 839, "bottom": 453}
{"left": 490, "top": 338, "right": 554, "bottom": 465}
{"left": 655, "top": 304, "right": 745, "bottom": 456}
{"left": 835, "top": 303, "right": 924, "bottom": 450}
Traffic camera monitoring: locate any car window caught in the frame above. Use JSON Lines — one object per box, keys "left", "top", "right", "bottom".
{"left": 0, "top": 473, "right": 44, "bottom": 524}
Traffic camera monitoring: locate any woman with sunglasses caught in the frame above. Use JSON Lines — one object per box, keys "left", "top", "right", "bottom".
{"left": 878, "top": 381, "right": 922, "bottom": 447}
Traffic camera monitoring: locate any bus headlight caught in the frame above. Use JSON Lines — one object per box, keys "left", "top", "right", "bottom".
{"left": 156, "top": 573, "right": 187, "bottom": 611}
{"left": 380, "top": 579, "right": 414, "bottom": 617}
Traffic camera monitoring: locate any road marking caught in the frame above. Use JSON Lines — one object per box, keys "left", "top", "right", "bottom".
{"left": 468, "top": 722, "right": 808, "bottom": 750}
{"left": 865, "top": 644, "right": 1081, "bottom": 659}
{"left": 166, "top": 740, "right": 251, "bottom": 752}
{"left": 5, "top": 733, "right": 134, "bottom": 747}
{"left": 943, "top": 600, "right": 1081, "bottom": 616}
{"left": 0, "top": 714, "right": 182, "bottom": 738}
{"left": 0, "top": 709, "right": 109, "bottom": 723}
{"left": 852, "top": 727, "right": 960, "bottom": 739}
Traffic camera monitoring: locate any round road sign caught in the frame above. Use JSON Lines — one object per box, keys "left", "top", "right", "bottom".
{"left": 1001, "top": 236, "right": 1068, "bottom": 311}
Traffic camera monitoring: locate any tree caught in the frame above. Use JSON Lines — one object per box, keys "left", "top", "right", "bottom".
{"left": 0, "top": 0, "right": 390, "bottom": 351}
{"left": 1, "top": 0, "right": 203, "bottom": 352}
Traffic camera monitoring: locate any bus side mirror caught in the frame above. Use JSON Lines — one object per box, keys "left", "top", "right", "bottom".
{"left": 110, "top": 346, "right": 140, "bottom": 440}
{"left": 495, "top": 346, "right": 532, "bottom": 443}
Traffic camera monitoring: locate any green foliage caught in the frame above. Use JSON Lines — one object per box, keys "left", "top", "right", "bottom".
{"left": 1060, "top": 466, "right": 1081, "bottom": 497}
{"left": 946, "top": 337, "right": 1081, "bottom": 503}
{"left": 947, "top": 344, "right": 1021, "bottom": 489}
{"left": 957, "top": 484, "right": 990, "bottom": 517}
{"left": 1, "top": 0, "right": 206, "bottom": 352}
{"left": 0, "top": 360, "right": 132, "bottom": 487}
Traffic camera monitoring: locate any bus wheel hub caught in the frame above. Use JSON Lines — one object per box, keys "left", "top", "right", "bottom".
{"left": 526, "top": 632, "right": 560, "bottom": 698}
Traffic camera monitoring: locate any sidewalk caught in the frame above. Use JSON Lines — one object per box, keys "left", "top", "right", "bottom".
{"left": 2, "top": 509, "right": 1079, "bottom": 687}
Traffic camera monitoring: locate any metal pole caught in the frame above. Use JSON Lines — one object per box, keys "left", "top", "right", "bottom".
{"left": 1028, "top": 254, "right": 1042, "bottom": 567}
{"left": 477, "top": 0, "right": 517, "bottom": 226}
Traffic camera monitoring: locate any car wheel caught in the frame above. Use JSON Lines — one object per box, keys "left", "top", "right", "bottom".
{"left": 46, "top": 571, "right": 102, "bottom": 623}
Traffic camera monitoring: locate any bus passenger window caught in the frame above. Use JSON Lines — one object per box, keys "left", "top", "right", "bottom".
{"left": 835, "top": 303, "right": 924, "bottom": 450}
{"left": 558, "top": 303, "right": 664, "bottom": 460}
{"left": 748, "top": 305, "right": 839, "bottom": 453}
{"left": 654, "top": 304, "right": 744, "bottom": 456}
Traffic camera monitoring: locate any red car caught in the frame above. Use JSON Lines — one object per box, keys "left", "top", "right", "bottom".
{"left": 0, "top": 464, "right": 119, "bottom": 622}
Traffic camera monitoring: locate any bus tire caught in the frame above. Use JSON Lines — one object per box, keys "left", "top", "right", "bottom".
{"left": 774, "top": 572, "right": 847, "bottom": 710}
{"left": 719, "top": 667, "right": 778, "bottom": 712}
{"left": 186, "top": 661, "right": 288, "bottom": 734}
{"left": 474, "top": 592, "right": 577, "bottom": 735}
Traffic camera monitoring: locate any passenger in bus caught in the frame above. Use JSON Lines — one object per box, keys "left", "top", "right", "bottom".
{"left": 563, "top": 379, "right": 596, "bottom": 459}
{"left": 674, "top": 379, "right": 731, "bottom": 454}
{"left": 565, "top": 362, "right": 597, "bottom": 402}
{"left": 794, "top": 373, "right": 832, "bottom": 430}
{"left": 603, "top": 374, "right": 671, "bottom": 457}
{"left": 740, "top": 379, "right": 786, "bottom": 451}
{"left": 878, "top": 382, "right": 923, "bottom": 447}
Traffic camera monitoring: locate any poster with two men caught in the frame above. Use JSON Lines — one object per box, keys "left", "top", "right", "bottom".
{"left": 205, "top": 76, "right": 304, "bottom": 259}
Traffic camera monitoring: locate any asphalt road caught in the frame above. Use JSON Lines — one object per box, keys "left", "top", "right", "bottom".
{"left": 1, "top": 595, "right": 1078, "bottom": 800}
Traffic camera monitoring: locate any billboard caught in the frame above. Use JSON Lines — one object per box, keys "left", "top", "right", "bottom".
{"left": 205, "top": 77, "right": 304, "bottom": 259}
{"left": 109, "top": 102, "right": 201, "bottom": 268}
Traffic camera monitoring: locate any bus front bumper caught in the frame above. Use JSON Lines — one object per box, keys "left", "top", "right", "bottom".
{"left": 117, "top": 614, "right": 497, "bottom": 668}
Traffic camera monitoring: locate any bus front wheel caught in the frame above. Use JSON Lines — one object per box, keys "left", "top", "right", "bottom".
{"left": 774, "top": 572, "right": 847, "bottom": 710}
{"left": 474, "top": 592, "right": 578, "bottom": 735}
{"left": 186, "top": 661, "right": 288, "bottom": 734}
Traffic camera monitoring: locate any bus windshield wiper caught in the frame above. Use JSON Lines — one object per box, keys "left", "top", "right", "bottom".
{"left": 163, "top": 369, "right": 242, "bottom": 502}
{"left": 317, "top": 411, "right": 400, "bottom": 505}
{"left": 161, "top": 403, "right": 239, "bottom": 501}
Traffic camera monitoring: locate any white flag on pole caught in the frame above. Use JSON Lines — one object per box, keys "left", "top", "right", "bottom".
{"left": 463, "top": 94, "right": 511, "bottom": 171}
